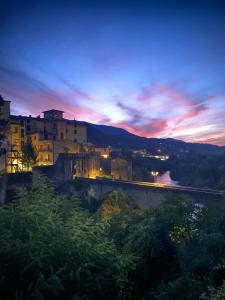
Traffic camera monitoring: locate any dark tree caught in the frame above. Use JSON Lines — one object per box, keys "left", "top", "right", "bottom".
{"left": 21, "top": 137, "right": 37, "bottom": 170}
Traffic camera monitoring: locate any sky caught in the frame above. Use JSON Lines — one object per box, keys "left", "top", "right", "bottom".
{"left": 1, "top": 0, "right": 225, "bottom": 146}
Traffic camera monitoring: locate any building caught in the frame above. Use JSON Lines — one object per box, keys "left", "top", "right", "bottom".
{"left": 0, "top": 96, "right": 10, "bottom": 173}
{"left": 94, "top": 146, "right": 111, "bottom": 158}
{"left": 1, "top": 97, "right": 87, "bottom": 172}
{"left": 111, "top": 158, "right": 132, "bottom": 181}
{"left": 1, "top": 96, "right": 132, "bottom": 181}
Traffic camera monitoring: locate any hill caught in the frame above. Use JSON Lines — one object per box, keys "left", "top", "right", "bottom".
{"left": 82, "top": 122, "right": 225, "bottom": 155}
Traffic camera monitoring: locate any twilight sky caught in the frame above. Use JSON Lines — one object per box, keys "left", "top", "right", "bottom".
{"left": 1, "top": 0, "right": 225, "bottom": 145}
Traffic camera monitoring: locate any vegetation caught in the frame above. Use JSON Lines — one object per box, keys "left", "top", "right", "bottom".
{"left": 132, "top": 156, "right": 167, "bottom": 182}
{"left": 0, "top": 175, "right": 225, "bottom": 299}
{"left": 168, "top": 153, "right": 225, "bottom": 189}
{"left": 21, "top": 137, "right": 38, "bottom": 170}
{"left": 127, "top": 152, "right": 225, "bottom": 189}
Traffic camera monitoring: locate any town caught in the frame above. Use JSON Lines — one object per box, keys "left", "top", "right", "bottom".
{"left": 0, "top": 95, "right": 133, "bottom": 181}
{"left": 1, "top": 1, "right": 225, "bottom": 299}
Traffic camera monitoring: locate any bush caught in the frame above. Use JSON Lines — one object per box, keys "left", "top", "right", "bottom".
{"left": 0, "top": 175, "right": 133, "bottom": 300}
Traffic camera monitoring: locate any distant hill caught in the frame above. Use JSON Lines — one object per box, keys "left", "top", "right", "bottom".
{"left": 82, "top": 122, "right": 225, "bottom": 155}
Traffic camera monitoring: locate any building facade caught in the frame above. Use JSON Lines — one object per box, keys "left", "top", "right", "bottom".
{"left": 1, "top": 97, "right": 132, "bottom": 181}
{"left": 3, "top": 100, "right": 87, "bottom": 172}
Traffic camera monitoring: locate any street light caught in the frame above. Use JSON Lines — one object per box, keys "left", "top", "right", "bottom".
{"left": 151, "top": 170, "right": 159, "bottom": 182}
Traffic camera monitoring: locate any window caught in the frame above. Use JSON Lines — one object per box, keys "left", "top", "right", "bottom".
{"left": 21, "top": 128, "right": 24, "bottom": 137}
{"left": 61, "top": 132, "right": 64, "bottom": 140}
{"left": 74, "top": 129, "right": 77, "bottom": 134}
{"left": 20, "top": 120, "right": 24, "bottom": 127}
{"left": 74, "top": 138, "right": 77, "bottom": 143}
{"left": 47, "top": 154, "right": 50, "bottom": 161}
{"left": 14, "top": 127, "right": 18, "bottom": 133}
{"left": 26, "top": 125, "right": 31, "bottom": 131}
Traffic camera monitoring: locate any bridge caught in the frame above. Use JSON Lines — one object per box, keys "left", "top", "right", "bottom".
{"left": 74, "top": 177, "right": 225, "bottom": 208}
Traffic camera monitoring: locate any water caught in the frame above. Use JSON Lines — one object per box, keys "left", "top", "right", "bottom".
{"left": 156, "top": 171, "right": 179, "bottom": 185}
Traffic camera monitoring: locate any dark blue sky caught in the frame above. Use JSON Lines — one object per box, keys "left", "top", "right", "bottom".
{"left": 1, "top": 0, "right": 225, "bottom": 145}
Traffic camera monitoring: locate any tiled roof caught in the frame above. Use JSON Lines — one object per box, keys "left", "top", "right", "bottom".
{"left": 10, "top": 115, "right": 86, "bottom": 126}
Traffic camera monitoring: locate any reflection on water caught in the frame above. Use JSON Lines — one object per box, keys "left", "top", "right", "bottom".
{"left": 156, "top": 171, "right": 179, "bottom": 185}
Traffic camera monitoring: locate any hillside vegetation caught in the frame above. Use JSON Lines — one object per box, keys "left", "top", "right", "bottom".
{"left": 0, "top": 175, "right": 225, "bottom": 299}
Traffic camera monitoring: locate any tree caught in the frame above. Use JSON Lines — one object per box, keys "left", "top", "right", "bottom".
{"left": 0, "top": 175, "right": 134, "bottom": 300}
{"left": 21, "top": 137, "right": 37, "bottom": 170}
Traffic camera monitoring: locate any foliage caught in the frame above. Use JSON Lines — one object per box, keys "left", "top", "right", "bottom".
{"left": 0, "top": 175, "right": 134, "bottom": 300}
{"left": 98, "top": 191, "right": 141, "bottom": 249}
{"left": 168, "top": 153, "right": 225, "bottom": 189}
{"left": 132, "top": 156, "right": 168, "bottom": 181}
{"left": 21, "top": 137, "right": 38, "bottom": 170}
{"left": 1, "top": 175, "right": 225, "bottom": 299}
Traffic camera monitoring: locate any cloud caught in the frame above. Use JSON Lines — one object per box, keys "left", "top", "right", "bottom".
{"left": 0, "top": 60, "right": 224, "bottom": 146}
{"left": 0, "top": 62, "right": 107, "bottom": 121}
{"left": 114, "top": 83, "right": 210, "bottom": 140}
{"left": 114, "top": 100, "right": 168, "bottom": 137}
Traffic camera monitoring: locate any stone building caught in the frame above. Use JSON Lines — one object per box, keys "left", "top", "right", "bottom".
{"left": 0, "top": 97, "right": 87, "bottom": 172}
{"left": 0, "top": 96, "right": 10, "bottom": 173}
{"left": 1, "top": 97, "right": 132, "bottom": 181}
{"left": 111, "top": 158, "right": 132, "bottom": 181}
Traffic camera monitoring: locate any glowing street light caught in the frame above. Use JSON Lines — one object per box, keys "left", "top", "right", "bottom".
{"left": 151, "top": 171, "right": 159, "bottom": 177}
{"left": 151, "top": 170, "right": 159, "bottom": 182}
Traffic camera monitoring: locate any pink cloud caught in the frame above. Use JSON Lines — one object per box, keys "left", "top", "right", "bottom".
{"left": 0, "top": 62, "right": 224, "bottom": 146}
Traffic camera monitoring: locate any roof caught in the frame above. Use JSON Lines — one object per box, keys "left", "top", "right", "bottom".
{"left": 42, "top": 109, "right": 64, "bottom": 113}
{"left": 0, "top": 95, "right": 11, "bottom": 106}
{"left": 10, "top": 115, "right": 86, "bottom": 126}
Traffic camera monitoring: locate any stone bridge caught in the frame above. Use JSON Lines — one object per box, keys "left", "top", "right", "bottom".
{"left": 74, "top": 177, "right": 225, "bottom": 209}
